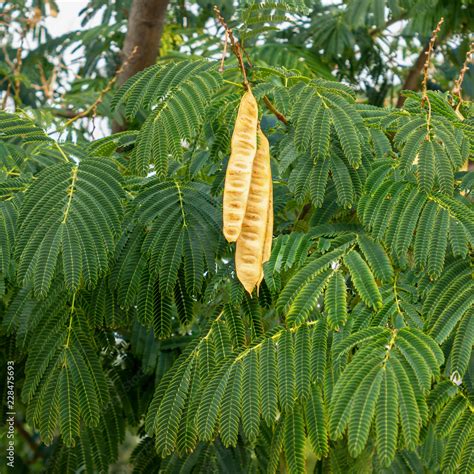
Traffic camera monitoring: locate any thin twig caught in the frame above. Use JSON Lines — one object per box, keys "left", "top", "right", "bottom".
{"left": 452, "top": 42, "right": 474, "bottom": 113}
{"left": 62, "top": 46, "right": 139, "bottom": 129}
{"left": 35, "top": 62, "right": 57, "bottom": 101}
{"left": 219, "top": 30, "right": 228, "bottom": 73}
{"left": 263, "top": 96, "right": 288, "bottom": 125}
{"left": 2, "top": 44, "right": 14, "bottom": 70}
{"left": 13, "top": 44, "right": 23, "bottom": 105}
{"left": 242, "top": 44, "right": 253, "bottom": 68}
{"left": 420, "top": 17, "right": 444, "bottom": 138}
{"left": 214, "top": 6, "right": 248, "bottom": 87}
{"left": 213, "top": 5, "right": 288, "bottom": 125}
{"left": 292, "top": 203, "right": 312, "bottom": 231}
{"left": 421, "top": 17, "right": 444, "bottom": 102}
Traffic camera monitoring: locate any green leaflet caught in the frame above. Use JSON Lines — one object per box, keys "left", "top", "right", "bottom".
{"left": 278, "top": 330, "right": 296, "bottom": 412}
{"left": 220, "top": 362, "right": 242, "bottom": 447}
{"left": 196, "top": 358, "right": 232, "bottom": 443}
{"left": 417, "top": 139, "right": 435, "bottom": 193}
{"left": 305, "top": 384, "right": 329, "bottom": 459}
{"left": 137, "top": 181, "right": 221, "bottom": 294}
{"left": 359, "top": 165, "right": 473, "bottom": 277}
{"left": 143, "top": 321, "right": 340, "bottom": 457}
{"left": 294, "top": 325, "right": 312, "bottom": 400}
{"left": 388, "top": 355, "right": 421, "bottom": 450}
{"left": 224, "top": 304, "right": 246, "bottom": 348}
{"left": 330, "top": 103, "right": 362, "bottom": 168}
{"left": 286, "top": 269, "right": 332, "bottom": 326}
{"left": 311, "top": 318, "right": 328, "bottom": 384}
{"left": 58, "top": 368, "right": 81, "bottom": 447}
{"left": 0, "top": 111, "right": 52, "bottom": 144}
{"left": 21, "top": 308, "right": 109, "bottom": 447}
{"left": 348, "top": 365, "right": 383, "bottom": 457}
{"left": 329, "top": 345, "right": 386, "bottom": 438}
{"left": 283, "top": 409, "right": 306, "bottom": 474}
{"left": 259, "top": 338, "right": 279, "bottom": 426}
{"left": 329, "top": 327, "right": 444, "bottom": 459}
{"left": 440, "top": 411, "right": 474, "bottom": 473}
{"left": 357, "top": 234, "right": 393, "bottom": 283}
{"left": 277, "top": 243, "right": 352, "bottom": 315}
{"left": 376, "top": 367, "right": 398, "bottom": 467}
{"left": 310, "top": 156, "right": 331, "bottom": 207}
{"left": 344, "top": 250, "right": 382, "bottom": 309}
{"left": 241, "top": 350, "right": 261, "bottom": 442}
{"left": 449, "top": 308, "right": 474, "bottom": 377}
{"left": 311, "top": 106, "right": 331, "bottom": 160}
{"left": 325, "top": 271, "right": 347, "bottom": 329}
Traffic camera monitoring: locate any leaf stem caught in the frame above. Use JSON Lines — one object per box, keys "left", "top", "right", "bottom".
{"left": 174, "top": 180, "right": 187, "bottom": 228}
{"left": 223, "top": 79, "right": 245, "bottom": 88}
{"left": 64, "top": 292, "right": 76, "bottom": 350}
{"left": 382, "top": 328, "right": 398, "bottom": 367}
{"left": 62, "top": 166, "right": 78, "bottom": 224}
{"left": 392, "top": 272, "right": 403, "bottom": 318}
{"left": 54, "top": 141, "right": 69, "bottom": 163}
{"left": 263, "top": 96, "right": 288, "bottom": 125}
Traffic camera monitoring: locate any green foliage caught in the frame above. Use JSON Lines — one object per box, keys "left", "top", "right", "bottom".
{"left": 112, "top": 60, "right": 222, "bottom": 176}
{"left": 0, "top": 5, "right": 473, "bottom": 473}
{"left": 0, "top": 111, "right": 52, "bottom": 144}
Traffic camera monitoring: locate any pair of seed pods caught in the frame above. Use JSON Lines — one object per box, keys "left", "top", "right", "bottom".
{"left": 223, "top": 90, "right": 273, "bottom": 294}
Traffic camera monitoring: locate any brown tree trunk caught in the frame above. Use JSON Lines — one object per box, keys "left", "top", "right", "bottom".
{"left": 396, "top": 43, "right": 429, "bottom": 108}
{"left": 112, "top": 0, "right": 170, "bottom": 132}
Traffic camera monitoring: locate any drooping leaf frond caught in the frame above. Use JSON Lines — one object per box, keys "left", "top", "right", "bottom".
{"left": 13, "top": 290, "right": 111, "bottom": 447}
{"left": 145, "top": 319, "right": 329, "bottom": 457}
{"left": 330, "top": 327, "right": 444, "bottom": 465}
{"left": 423, "top": 259, "right": 474, "bottom": 349}
{"left": 112, "top": 60, "right": 222, "bottom": 176}
{"left": 15, "top": 158, "right": 124, "bottom": 296}
{"left": 358, "top": 162, "right": 473, "bottom": 277}
{"left": 134, "top": 180, "right": 222, "bottom": 293}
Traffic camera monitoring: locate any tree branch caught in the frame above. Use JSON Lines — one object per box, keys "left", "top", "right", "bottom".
{"left": 63, "top": 46, "right": 138, "bottom": 130}
{"left": 397, "top": 17, "right": 445, "bottom": 108}
{"left": 263, "top": 96, "right": 288, "bottom": 125}
{"left": 112, "top": 0, "right": 170, "bottom": 132}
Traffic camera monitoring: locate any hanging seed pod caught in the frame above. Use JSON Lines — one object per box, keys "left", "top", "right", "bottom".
{"left": 257, "top": 174, "right": 273, "bottom": 291}
{"left": 236, "top": 129, "right": 271, "bottom": 294}
{"left": 223, "top": 90, "right": 259, "bottom": 242}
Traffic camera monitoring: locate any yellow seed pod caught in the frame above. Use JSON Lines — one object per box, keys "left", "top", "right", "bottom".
{"left": 236, "top": 129, "right": 271, "bottom": 294}
{"left": 257, "top": 175, "right": 273, "bottom": 291}
{"left": 223, "top": 90, "right": 259, "bottom": 242}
